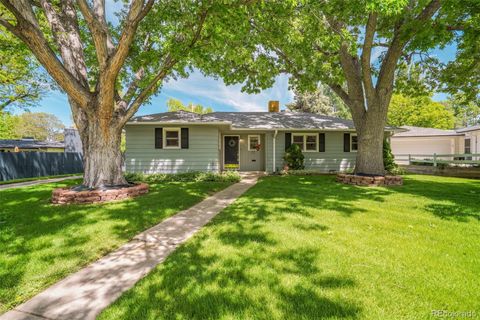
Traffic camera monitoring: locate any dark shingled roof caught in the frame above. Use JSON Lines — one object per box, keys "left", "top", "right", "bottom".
{"left": 129, "top": 110, "right": 357, "bottom": 130}
{"left": 394, "top": 126, "right": 463, "bottom": 137}
{"left": 0, "top": 139, "right": 65, "bottom": 149}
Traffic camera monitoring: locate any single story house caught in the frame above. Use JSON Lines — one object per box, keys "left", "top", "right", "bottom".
{"left": 125, "top": 105, "right": 376, "bottom": 174}
{"left": 0, "top": 138, "right": 65, "bottom": 152}
{"left": 391, "top": 125, "right": 480, "bottom": 164}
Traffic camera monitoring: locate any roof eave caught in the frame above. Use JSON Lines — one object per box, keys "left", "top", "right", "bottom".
{"left": 392, "top": 134, "right": 464, "bottom": 138}
{"left": 126, "top": 121, "right": 232, "bottom": 126}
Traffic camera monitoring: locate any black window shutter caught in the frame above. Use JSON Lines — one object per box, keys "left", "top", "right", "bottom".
{"left": 155, "top": 128, "right": 163, "bottom": 149}
{"left": 319, "top": 133, "right": 325, "bottom": 152}
{"left": 285, "top": 132, "right": 291, "bottom": 151}
{"left": 343, "top": 133, "right": 350, "bottom": 152}
{"left": 181, "top": 128, "right": 189, "bottom": 149}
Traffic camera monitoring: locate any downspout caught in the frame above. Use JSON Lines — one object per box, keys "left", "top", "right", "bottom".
{"left": 273, "top": 130, "right": 278, "bottom": 173}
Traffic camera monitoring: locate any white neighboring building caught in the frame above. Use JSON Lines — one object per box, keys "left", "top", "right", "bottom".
{"left": 64, "top": 128, "right": 83, "bottom": 154}
{"left": 391, "top": 125, "right": 480, "bottom": 164}
{"left": 456, "top": 125, "right": 480, "bottom": 155}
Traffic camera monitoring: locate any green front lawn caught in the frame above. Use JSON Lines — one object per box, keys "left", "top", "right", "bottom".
{"left": 0, "top": 173, "right": 81, "bottom": 185}
{"left": 100, "top": 175, "right": 480, "bottom": 320}
{"left": 0, "top": 179, "right": 232, "bottom": 314}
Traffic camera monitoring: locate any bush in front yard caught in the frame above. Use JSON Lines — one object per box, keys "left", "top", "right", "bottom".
{"left": 283, "top": 144, "right": 305, "bottom": 170}
{"left": 383, "top": 139, "right": 398, "bottom": 173}
{"left": 124, "top": 171, "right": 241, "bottom": 183}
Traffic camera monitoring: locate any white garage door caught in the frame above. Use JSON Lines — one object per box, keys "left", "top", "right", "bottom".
{"left": 391, "top": 138, "right": 453, "bottom": 155}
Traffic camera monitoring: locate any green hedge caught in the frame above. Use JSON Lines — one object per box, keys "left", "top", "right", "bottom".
{"left": 276, "top": 169, "right": 328, "bottom": 176}
{"left": 124, "top": 171, "right": 241, "bottom": 183}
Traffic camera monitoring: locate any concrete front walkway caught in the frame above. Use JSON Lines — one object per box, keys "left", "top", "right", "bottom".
{"left": 0, "top": 176, "right": 82, "bottom": 191}
{"left": 1, "top": 173, "right": 261, "bottom": 320}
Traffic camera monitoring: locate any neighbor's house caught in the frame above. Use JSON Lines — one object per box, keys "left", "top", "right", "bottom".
{"left": 391, "top": 125, "right": 480, "bottom": 163}
{"left": 0, "top": 138, "right": 65, "bottom": 152}
{"left": 125, "top": 103, "right": 381, "bottom": 174}
{"left": 0, "top": 129, "right": 83, "bottom": 153}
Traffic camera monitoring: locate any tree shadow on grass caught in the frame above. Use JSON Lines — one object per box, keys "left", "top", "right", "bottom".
{"left": 105, "top": 239, "right": 361, "bottom": 320}
{"left": 0, "top": 180, "right": 230, "bottom": 314}
{"left": 424, "top": 203, "right": 479, "bottom": 222}
{"left": 101, "top": 176, "right": 366, "bottom": 319}
{"left": 392, "top": 175, "right": 480, "bottom": 222}
{"left": 100, "top": 174, "right": 480, "bottom": 319}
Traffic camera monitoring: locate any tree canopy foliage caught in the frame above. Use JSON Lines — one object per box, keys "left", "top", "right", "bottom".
{"left": 439, "top": 0, "right": 480, "bottom": 105}
{"left": 208, "top": 0, "right": 459, "bottom": 174}
{"left": 0, "top": 0, "right": 272, "bottom": 187}
{"left": 0, "top": 28, "right": 51, "bottom": 111}
{"left": 167, "top": 98, "right": 212, "bottom": 114}
{"left": 0, "top": 111, "right": 64, "bottom": 140}
{"left": 15, "top": 112, "right": 65, "bottom": 141}
{"left": 0, "top": 0, "right": 476, "bottom": 179}
{"left": 444, "top": 93, "right": 480, "bottom": 128}
{"left": 387, "top": 94, "right": 455, "bottom": 129}
{"left": 0, "top": 111, "right": 18, "bottom": 139}
{"left": 286, "top": 83, "right": 350, "bottom": 119}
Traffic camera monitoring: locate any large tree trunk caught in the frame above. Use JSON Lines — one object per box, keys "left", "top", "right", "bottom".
{"left": 77, "top": 112, "right": 127, "bottom": 189}
{"left": 354, "top": 121, "right": 386, "bottom": 175}
{"left": 350, "top": 100, "right": 389, "bottom": 176}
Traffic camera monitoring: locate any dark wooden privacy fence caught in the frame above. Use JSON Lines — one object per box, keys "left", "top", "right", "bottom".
{"left": 0, "top": 152, "right": 83, "bottom": 181}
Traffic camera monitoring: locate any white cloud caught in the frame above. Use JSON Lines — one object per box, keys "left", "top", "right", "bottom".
{"left": 163, "top": 71, "right": 293, "bottom": 112}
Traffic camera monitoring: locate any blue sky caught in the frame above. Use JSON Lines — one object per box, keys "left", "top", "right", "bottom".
{"left": 21, "top": 49, "right": 454, "bottom": 127}
{"left": 20, "top": 72, "right": 294, "bottom": 127}
{"left": 12, "top": 0, "right": 458, "bottom": 127}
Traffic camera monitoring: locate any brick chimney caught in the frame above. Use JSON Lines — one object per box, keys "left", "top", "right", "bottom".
{"left": 268, "top": 100, "right": 280, "bottom": 112}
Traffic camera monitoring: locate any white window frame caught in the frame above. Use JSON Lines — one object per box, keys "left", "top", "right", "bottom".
{"left": 292, "top": 133, "right": 305, "bottom": 151}
{"left": 163, "top": 127, "right": 181, "bottom": 149}
{"left": 291, "top": 133, "right": 318, "bottom": 152}
{"left": 465, "top": 138, "right": 471, "bottom": 154}
{"left": 350, "top": 134, "right": 358, "bottom": 152}
{"left": 248, "top": 135, "right": 261, "bottom": 151}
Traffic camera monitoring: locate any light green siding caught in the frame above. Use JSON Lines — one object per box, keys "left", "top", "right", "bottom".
{"left": 265, "top": 133, "right": 274, "bottom": 172}
{"left": 125, "top": 125, "right": 356, "bottom": 174}
{"left": 238, "top": 133, "right": 265, "bottom": 171}
{"left": 125, "top": 125, "right": 220, "bottom": 173}
{"left": 266, "top": 132, "right": 356, "bottom": 173}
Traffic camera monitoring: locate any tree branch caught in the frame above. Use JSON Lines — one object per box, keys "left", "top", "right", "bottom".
{"left": 120, "top": 34, "right": 153, "bottom": 105}
{"left": 121, "top": 7, "right": 209, "bottom": 123}
{"left": 103, "top": 0, "right": 154, "bottom": 86}
{"left": 1, "top": 0, "right": 91, "bottom": 107}
{"left": 76, "top": 0, "right": 114, "bottom": 69}
{"left": 0, "top": 16, "right": 16, "bottom": 32}
{"left": 376, "top": 0, "right": 441, "bottom": 96}
{"left": 0, "top": 91, "right": 36, "bottom": 110}
{"left": 328, "top": 83, "right": 350, "bottom": 105}
{"left": 39, "top": 0, "right": 89, "bottom": 86}
{"left": 361, "top": 12, "right": 377, "bottom": 102}
{"left": 123, "top": 54, "right": 177, "bottom": 122}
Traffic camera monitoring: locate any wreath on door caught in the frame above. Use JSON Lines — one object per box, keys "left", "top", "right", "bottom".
{"left": 228, "top": 139, "right": 237, "bottom": 147}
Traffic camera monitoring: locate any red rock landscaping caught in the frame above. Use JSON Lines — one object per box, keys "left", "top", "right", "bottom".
{"left": 336, "top": 173, "right": 403, "bottom": 186}
{"left": 52, "top": 183, "right": 149, "bottom": 204}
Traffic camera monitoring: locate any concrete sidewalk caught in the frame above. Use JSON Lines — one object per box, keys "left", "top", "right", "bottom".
{"left": 0, "top": 176, "right": 82, "bottom": 191}
{"left": 1, "top": 173, "right": 261, "bottom": 320}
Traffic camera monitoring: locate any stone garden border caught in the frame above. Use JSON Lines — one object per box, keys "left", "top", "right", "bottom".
{"left": 52, "top": 183, "right": 149, "bottom": 204}
{"left": 337, "top": 173, "right": 403, "bottom": 186}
